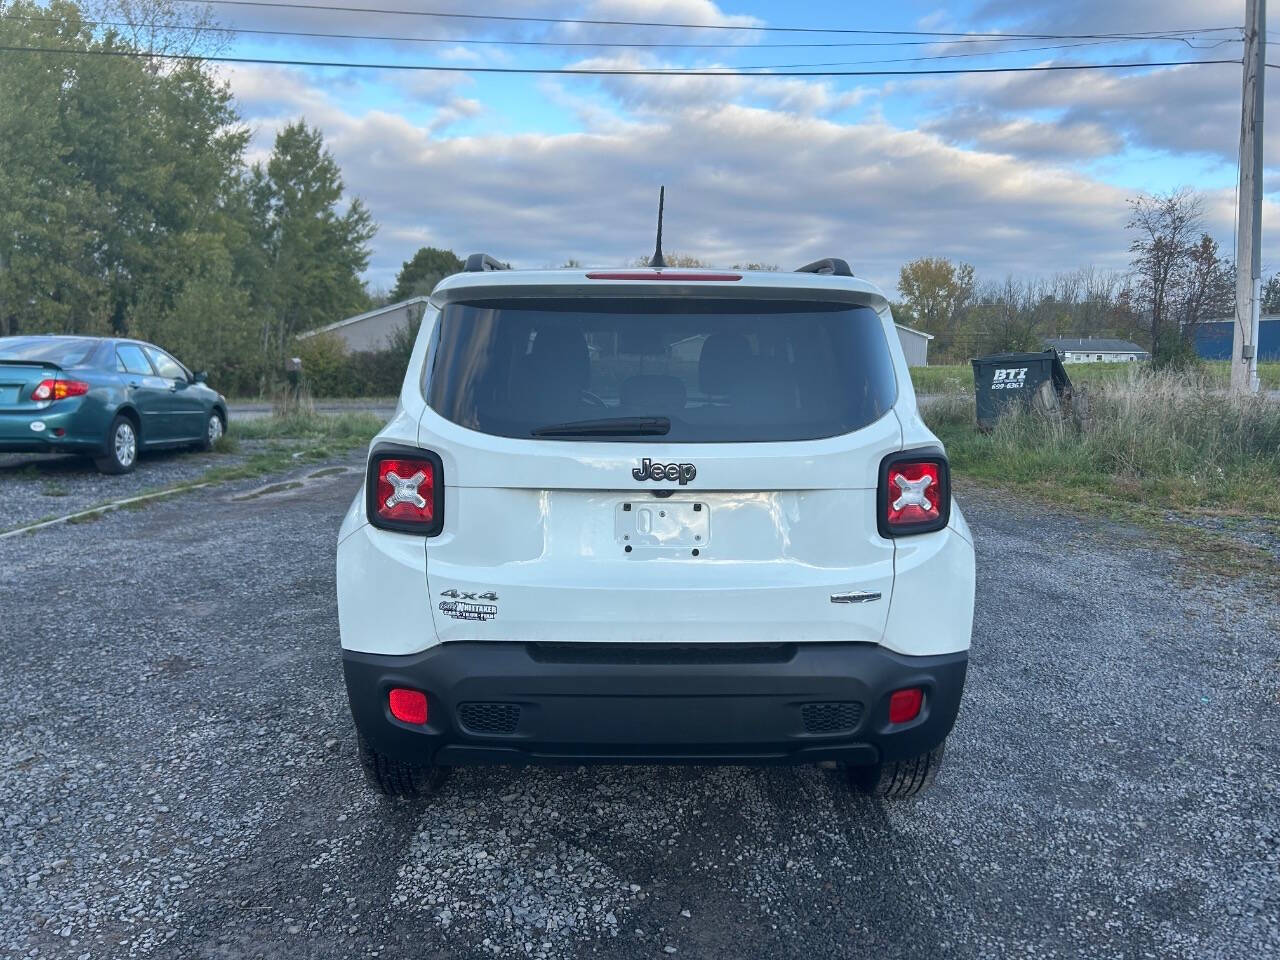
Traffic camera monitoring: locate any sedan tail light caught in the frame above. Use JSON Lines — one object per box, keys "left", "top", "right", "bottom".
{"left": 877, "top": 451, "right": 950, "bottom": 537}
{"left": 366, "top": 446, "right": 445, "bottom": 536}
{"left": 31, "top": 378, "right": 89, "bottom": 401}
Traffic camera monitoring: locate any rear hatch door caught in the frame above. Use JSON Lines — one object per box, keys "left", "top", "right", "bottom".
{"left": 418, "top": 292, "right": 903, "bottom": 646}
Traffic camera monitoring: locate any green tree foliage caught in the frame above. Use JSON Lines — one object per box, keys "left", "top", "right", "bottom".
{"left": 390, "top": 247, "right": 463, "bottom": 301}
{"left": 0, "top": 4, "right": 377, "bottom": 394}
{"left": 897, "top": 258, "right": 976, "bottom": 357}
{"left": 249, "top": 121, "right": 376, "bottom": 364}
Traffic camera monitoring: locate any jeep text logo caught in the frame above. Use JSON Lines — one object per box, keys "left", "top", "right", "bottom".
{"left": 632, "top": 458, "right": 696, "bottom": 485}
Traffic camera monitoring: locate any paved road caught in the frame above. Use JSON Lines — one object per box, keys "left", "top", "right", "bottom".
{"left": 1, "top": 465, "right": 1277, "bottom": 959}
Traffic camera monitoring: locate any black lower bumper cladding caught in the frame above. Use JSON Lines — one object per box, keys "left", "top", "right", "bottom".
{"left": 343, "top": 641, "right": 968, "bottom": 767}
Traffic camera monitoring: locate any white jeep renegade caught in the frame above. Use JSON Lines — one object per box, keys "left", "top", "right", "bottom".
{"left": 336, "top": 255, "right": 975, "bottom": 800}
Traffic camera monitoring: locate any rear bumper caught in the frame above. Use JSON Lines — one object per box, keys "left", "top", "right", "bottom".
{"left": 343, "top": 641, "right": 968, "bottom": 767}
{"left": 0, "top": 403, "right": 103, "bottom": 454}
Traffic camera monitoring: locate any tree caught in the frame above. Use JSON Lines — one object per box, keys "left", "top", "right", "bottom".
{"left": 1126, "top": 188, "right": 1203, "bottom": 365}
{"left": 0, "top": 0, "right": 255, "bottom": 349}
{"left": 897, "top": 257, "right": 975, "bottom": 357}
{"left": 1263, "top": 273, "right": 1280, "bottom": 314}
{"left": 1180, "top": 233, "right": 1233, "bottom": 328}
{"left": 250, "top": 121, "right": 376, "bottom": 367}
{"left": 389, "top": 247, "right": 463, "bottom": 302}
{"left": 631, "top": 253, "right": 708, "bottom": 267}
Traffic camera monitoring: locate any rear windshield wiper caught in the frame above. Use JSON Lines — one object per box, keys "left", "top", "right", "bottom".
{"left": 531, "top": 416, "right": 671, "bottom": 437}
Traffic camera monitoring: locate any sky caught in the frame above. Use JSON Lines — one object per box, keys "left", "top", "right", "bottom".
{"left": 194, "top": 0, "right": 1280, "bottom": 296}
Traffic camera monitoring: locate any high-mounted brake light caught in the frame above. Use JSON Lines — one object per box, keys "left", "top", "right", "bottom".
{"left": 31, "top": 379, "right": 89, "bottom": 401}
{"left": 585, "top": 271, "right": 742, "bottom": 282}
{"left": 877, "top": 451, "right": 950, "bottom": 537}
{"left": 366, "top": 446, "right": 445, "bottom": 536}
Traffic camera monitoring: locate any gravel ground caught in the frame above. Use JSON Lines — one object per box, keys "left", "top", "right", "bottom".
{"left": 1, "top": 465, "right": 1277, "bottom": 959}
{"left": 0, "top": 442, "right": 286, "bottom": 533}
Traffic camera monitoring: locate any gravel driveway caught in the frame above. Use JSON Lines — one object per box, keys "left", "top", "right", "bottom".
{"left": 1, "top": 466, "right": 1276, "bottom": 959}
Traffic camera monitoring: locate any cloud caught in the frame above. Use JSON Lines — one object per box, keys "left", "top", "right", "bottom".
{"left": 224, "top": 65, "right": 1145, "bottom": 291}
{"left": 914, "top": 60, "right": 1264, "bottom": 168}
{"left": 212, "top": 1, "right": 1270, "bottom": 298}
{"left": 925, "top": 107, "right": 1124, "bottom": 160}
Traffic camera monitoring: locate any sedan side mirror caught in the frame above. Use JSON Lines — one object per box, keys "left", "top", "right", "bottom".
{"left": 193, "top": 371, "right": 208, "bottom": 384}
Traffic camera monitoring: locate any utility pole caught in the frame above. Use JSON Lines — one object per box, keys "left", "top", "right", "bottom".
{"left": 1232, "top": 0, "right": 1266, "bottom": 394}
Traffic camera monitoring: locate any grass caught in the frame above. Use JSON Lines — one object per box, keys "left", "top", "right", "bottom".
{"left": 232, "top": 411, "right": 384, "bottom": 445}
{"left": 923, "top": 368, "right": 1280, "bottom": 577}
{"left": 927, "top": 369, "right": 1280, "bottom": 513}
{"left": 910, "top": 361, "right": 1280, "bottom": 396}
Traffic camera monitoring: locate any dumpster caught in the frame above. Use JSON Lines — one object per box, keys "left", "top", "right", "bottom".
{"left": 971, "top": 350, "right": 1072, "bottom": 430}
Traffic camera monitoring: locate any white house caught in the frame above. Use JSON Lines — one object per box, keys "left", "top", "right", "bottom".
{"left": 894, "top": 323, "right": 933, "bottom": 367}
{"left": 297, "top": 297, "right": 429, "bottom": 353}
{"left": 1044, "top": 337, "right": 1149, "bottom": 363}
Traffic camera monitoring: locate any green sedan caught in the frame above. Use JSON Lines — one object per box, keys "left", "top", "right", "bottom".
{"left": 0, "top": 335, "right": 229, "bottom": 474}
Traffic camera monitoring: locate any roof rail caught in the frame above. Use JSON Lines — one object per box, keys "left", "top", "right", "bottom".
{"left": 795, "top": 257, "right": 853, "bottom": 277}
{"left": 464, "top": 253, "right": 510, "bottom": 272}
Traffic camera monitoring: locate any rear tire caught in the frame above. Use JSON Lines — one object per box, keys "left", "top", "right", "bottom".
{"left": 94, "top": 415, "right": 138, "bottom": 475}
{"left": 849, "top": 742, "right": 945, "bottom": 799}
{"left": 357, "top": 733, "right": 450, "bottom": 799}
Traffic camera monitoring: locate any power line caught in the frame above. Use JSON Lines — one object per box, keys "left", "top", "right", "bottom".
{"left": 177, "top": 1, "right": 1241, "bottom": 42}
{"left": 0, "top": 44, "right": 1240, "bottom": 76}
{"left": 8, "top": 14, "right": 1209, "bottom": 69}
{"left": 2, "top": 13, "right": 1240, "bottom": 51}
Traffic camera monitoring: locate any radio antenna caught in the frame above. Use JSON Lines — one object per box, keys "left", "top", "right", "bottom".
{"left": 649, "top": 186, "right": 666, "bottom": 269}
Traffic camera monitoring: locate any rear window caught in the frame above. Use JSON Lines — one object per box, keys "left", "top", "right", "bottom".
{"left": 425, "top": 299, "right": 897, "bottom": 442}
{"left": 0, "top": 337, "right": 100, "bottom": 367}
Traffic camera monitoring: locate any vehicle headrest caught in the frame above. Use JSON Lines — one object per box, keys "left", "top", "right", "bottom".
{"left": 529, "top": 325, "right": 590, "bottom": 390}
{"left": 698, "top": 332, "right": 753, "bottom": 397}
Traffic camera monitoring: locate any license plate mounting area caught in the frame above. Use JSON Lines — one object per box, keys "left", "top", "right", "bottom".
{"left": 614, "top": 500, "right": 709, "bottom": 553}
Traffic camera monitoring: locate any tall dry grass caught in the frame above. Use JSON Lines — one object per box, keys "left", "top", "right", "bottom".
{"left": 927, "top": 368, "right": 1280, "bottom": 513}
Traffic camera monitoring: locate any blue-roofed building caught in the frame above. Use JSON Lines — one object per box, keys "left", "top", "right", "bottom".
{"left": 1193, "top": 317, "right": 1280, "bottom": 361}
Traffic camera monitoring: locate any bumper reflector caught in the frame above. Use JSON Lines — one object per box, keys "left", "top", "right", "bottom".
{"left": 888, "top": 687, "right": 923, "bottom": 724}
{"left": 389, "top": 688, "right": 428, "bottom": 725}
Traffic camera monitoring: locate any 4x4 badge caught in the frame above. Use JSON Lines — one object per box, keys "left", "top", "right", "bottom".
{"left": 632, "top": 458, "right": 696, "bottom": 485}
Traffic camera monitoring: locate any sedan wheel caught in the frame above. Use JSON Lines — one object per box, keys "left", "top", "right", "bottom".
{"left": 199, "top": 411, "right": 225, "bottom": 451}
{"left": 94, "top": 415, "right": 139, "bottom": 475}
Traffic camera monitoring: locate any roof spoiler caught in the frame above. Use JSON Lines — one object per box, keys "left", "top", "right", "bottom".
{"left": 464, "top": 253, "right": 510, "bottom": 273}
{"left": 0, "top": 358, "right": 60, "bottom": 369}
{"left": 795, "top": 257, "right": 854, "bottom": 277}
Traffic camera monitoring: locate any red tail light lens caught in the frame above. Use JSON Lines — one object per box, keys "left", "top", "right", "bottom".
{"left": 888, "top": 687, "right": 923, "bottom": 724}
{"left": 877, "top": 452, "right": 950, "bottom": 537}
{"left": 366, "top": 447, "right": 444, "bottom": 535}
{"left": 388, "top": 688, "right": 428, "bottom": 725}
{"left": 31, "top": 379, "right": 89, "bottom": 401}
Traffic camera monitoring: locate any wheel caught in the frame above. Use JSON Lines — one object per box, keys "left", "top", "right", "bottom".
{"left": 94, "top": 415, "right": 139, "bottom": 474}
{"left": 198, "top": 410, "right": 225, "bottom": 451}
{"left": 849, "top": 743, "right": 946, "bottom": 799}
{"left": 357, "top": 733, "right": 450, "bottom": 799}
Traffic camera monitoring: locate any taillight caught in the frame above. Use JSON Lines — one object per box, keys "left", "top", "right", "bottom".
{"left": 877, "top": 451, "right": 950, "bottom": 537}
{"left": 388, "top": 688, "right": 428, "bottom": 725}
{"left": 31, "top": 379, "right": 89, "bottom": 401}
{"left": 365, "top": 446, "right": 444, "bottom": 535}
